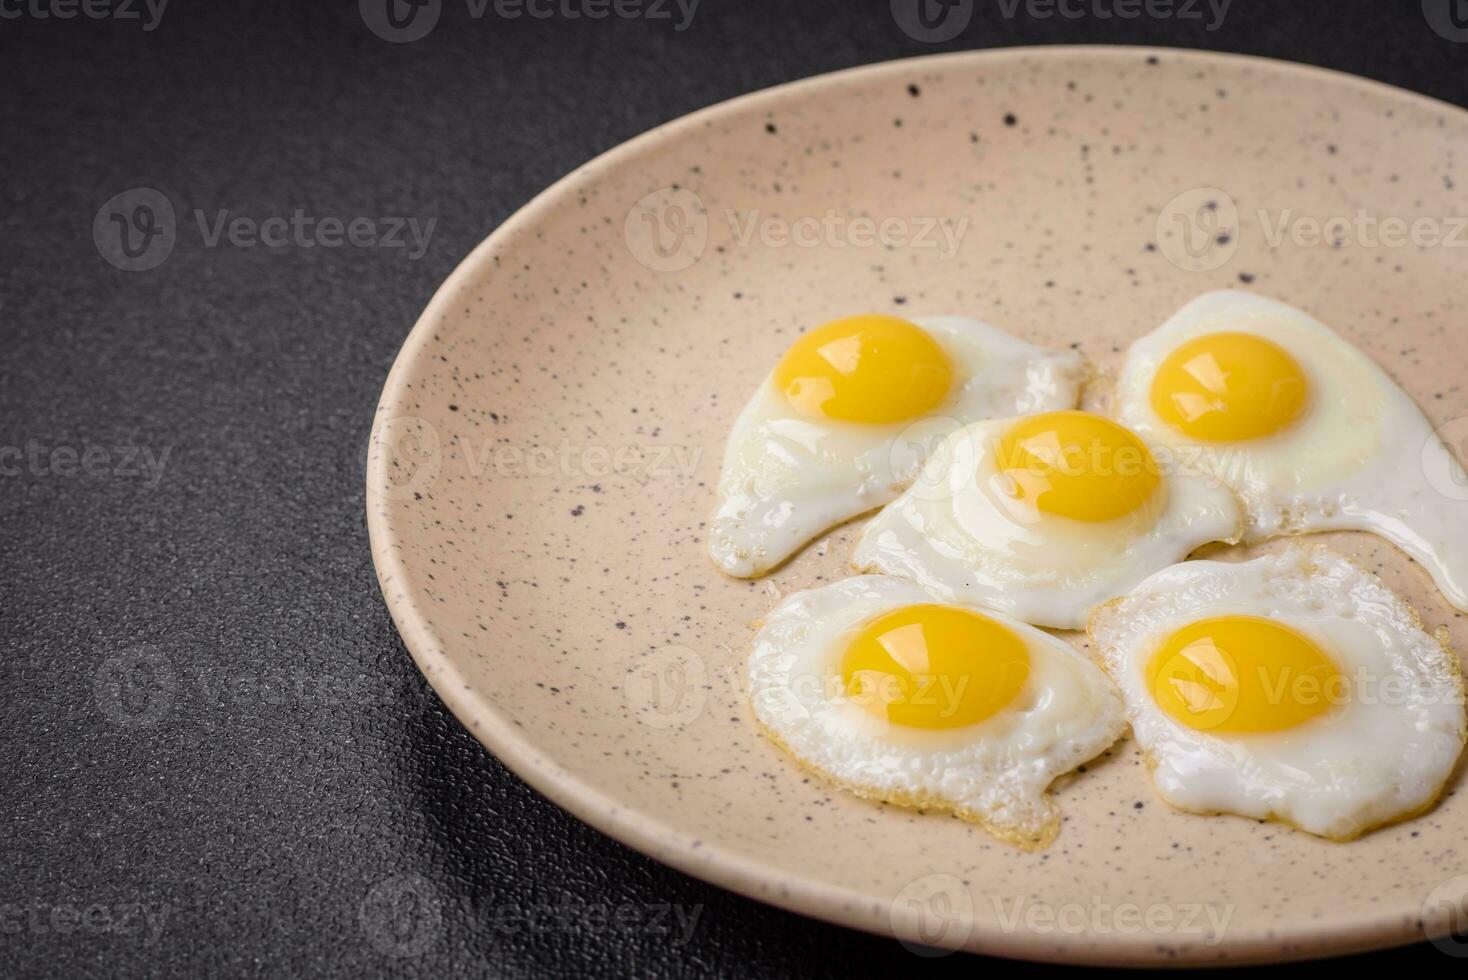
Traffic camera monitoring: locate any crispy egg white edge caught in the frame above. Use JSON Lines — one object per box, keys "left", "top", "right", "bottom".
{"left": 850, "top": 418, "right": 1244, "bottom": 630}
{"left": 1087, "top": 546, "right": 1467, "bottom": 840}
{"left": 747, "top": 574, "right": 1127, "bottom": 848}
{"left": 707, "top": 317, "right": 1084, "bottom": 578}
{"left": 1115, "top": 289, "right": 1468, "bottom": 612}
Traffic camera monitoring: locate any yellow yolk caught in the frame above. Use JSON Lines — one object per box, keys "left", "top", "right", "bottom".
{"left": 1149, "top": 331, "right": 1309, "bottom": 441}
{"left": 1148, "top": 616, "right": 1342, "bottom": 733}
{"left": 774, "top": 315, "right": 953, "bottom": 424}
{"left": 841, "top": 604, "right": 1030, "bottom": 729}
{"left": 996, "top": 411, "right": 1163, "bottom": 523}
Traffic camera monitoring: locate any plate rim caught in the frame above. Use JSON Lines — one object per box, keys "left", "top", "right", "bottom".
{"left": 367, "top": 45, "right": 1466, "bottom": 965}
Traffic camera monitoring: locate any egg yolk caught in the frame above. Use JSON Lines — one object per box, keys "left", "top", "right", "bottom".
{"left": 1147, "top": 615, "right": 1342, "bottom": 733}
{"left": 1149, "top": 332, "right": 1309, "bottom": 441}
{"left": 774, "top": 315, "right": 953, "bottom": 424}
{"left": 995, "top": 411, "right": 1164, "bottom": 523}
{"left": 841, "top": 604, "right": 1030, "bottom": 729}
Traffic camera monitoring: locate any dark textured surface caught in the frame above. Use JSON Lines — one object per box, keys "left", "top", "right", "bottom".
{"left": 2, "top": 1, "right": 1466, "bottom": 976}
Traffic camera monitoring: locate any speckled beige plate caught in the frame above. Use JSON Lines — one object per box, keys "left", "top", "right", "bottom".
{"left": 368, "top": 47, "right": 1468, "bottom": 965}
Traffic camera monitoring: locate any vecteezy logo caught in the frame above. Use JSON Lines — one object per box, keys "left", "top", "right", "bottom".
{"left": 371, "top": 415, "right": 443, "bottom": 502}
{"left": 1422, "top": 417, "right": 1468, "bottom": 501}
{"left": 890, "top": 873, "right": 974, "bottom": 956}
{"left": 360, "top": 0, "right": 441, "bottom": 43}
{"left": 93, "top": 647, "right": 178, "bottom": 730}
{"left": 1155, "top": 187, "right": 1239, "bottom": 273}
{"left": 623, "top": 187, "right": 708, "bottom": 272}
{"left": 93, "top": 187, "right": 176, "bottom": 272}
{"left": 360, "top": 874, "right": 444, "bottom": 957}
{"left": 890, "top": 416, "right": 967, "bottom": 503}
{"left": 891, "top": 0, "right": 973, "bottom": 42}
{"left": 1423, "top": 873, "right": 1468, "bottom": 956}
{"left": 623, "top": 644, "right": 708, "bottom": 730}
{"left": 1423, "top": 0, "right": 1468, "bottom": 42}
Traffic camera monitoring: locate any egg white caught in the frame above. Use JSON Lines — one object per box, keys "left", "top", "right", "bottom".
{"left": 850, "top": 417, "right": 1242, "bottom": 630}
{"left": 1115, "top": 290, "right": 1468, "bottom": 612}
{"left": 748, "top": 575, "right": 1126, "bottom": 849}
{"left": 708, "top": 317, "right": 1083, "bottom": 578}
{"left": 1088, "top": 547, "right": 1466, "bottom": 841}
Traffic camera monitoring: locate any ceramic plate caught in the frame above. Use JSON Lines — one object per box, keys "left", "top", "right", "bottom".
{"left": 368, "top": 47, "right": 1468, "bottom": 965}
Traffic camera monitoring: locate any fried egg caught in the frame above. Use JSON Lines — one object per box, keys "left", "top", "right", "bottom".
{"left": 851, "top": 410, "right": 1242, "bottom": 629}
{"left": 1089, "top": 547, "right": 1466, "bottom": 840}
{"left": 748, "top": 575, "right": 1126, "bottom": 848}
{"left": 708, "top": 314, "right": 1083, "bottom": 578}
{"left": 1115, "top": 290, "right": 1468, "bottom": 611}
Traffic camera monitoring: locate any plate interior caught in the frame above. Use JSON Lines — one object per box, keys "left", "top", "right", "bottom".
{"left": 370, "top": 47, "right": 1468, "bottom": 965}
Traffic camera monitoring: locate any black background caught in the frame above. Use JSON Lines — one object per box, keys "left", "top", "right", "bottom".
{"left": 3, "top": 1, "right": 1466, "bottom": 976}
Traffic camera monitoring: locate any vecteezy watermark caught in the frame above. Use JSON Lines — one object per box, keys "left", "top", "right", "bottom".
{"left": 94, "top": 187, "right": 436, "bottom": 272}
{"left": 0, "top": 900, "right": 170, "bottom": 946}
{"left": 890, "top": 0, "right": 974, "bottom": 43}
{"left": 359, "top": 875, "right": 444, "bottom": 958}
{"left": 990, "top": 895, "right": 1233, "bottom": 945}
{"left": 93, "top": 648, "right": 177, "bottom": 731}
{"left": 93, "top": 187, "right": 177, "bottom": 272}
{"left": 726, "top": 209, "right": 970, "bottom": 261}
{"left": 753, "top": 636, "right": 1466, "bottom": 749}
{"left": 486, "top": 893, "right": 702, "bottom": 943}
{"left": 890, "top": 874, "right": 974, "bottom": 956}
{"left": 892, "top": 0, "right": 1228, "bottom": 42}
{"left": 1424, "top": 873, "right": 1468, "bottom": 956}
{"left": 889, "top": 874, "right": 1234, "bottom": 957}
{"left": 624, "top": 186, "right": 971, "bottom": 272}
{"left": 357, "top": 875, "right": 703, "bottom": 957}
{"left": 625, "top": 649, "right": 1036, "bottom": 738}
{"left": 1156, "top": 186, "right": 1468, "bottom": 271}
{"left": 0, "top": 440, "right": 171, "bottom": 488}
{"left": 371, "top": 416, "right": 443, "bottom": 502}
{"left": 1256, "top": 210, "right": 1468, "bottom": 250}
{"left": 1423, "top": 417, "right": 1468, "bottom": 501}
{"left": 0, "top": 0, "right": 168, "bottom": 30}
{"left": 92, "top": 648, "right": 409, "bottom": 731}
{"left": 480, "top": 441, "right": 700, "bottom": 485}
{"left": 887, "top": 416, "right": 1246, "bottom": 514}
{"left": 1153, "top": 657, "right": 1467, "bottom": 732}
{"left": 359, "top": 0, "right": 441, "bottom": 42}
{"left": 623, "top": 645, "right": 709, "bottom": 730}
{"left": 992, "top": 0, "right": 1230, "bottom": 29}
{"left": 1155, "top": 187, "right": 1239, "bottom": 272}
{"left": 888, "top": 416, "right": 967, "bottom": 502}
{"left": 624, "top": 187, "right": 708, "bottom": 273}
{"left": 359, "top": 0, "right": 699, "bottom": 43}
{"left": 747, "top": 662, "right": 990, "bottom": 741}
{"left": 192, "top": 209, "right": 435, "bottom": 259}
{"left": 1423, "top": 0, "right": 1468, "bottom": 42}
{"left": 370, "top": 414, "right": 703, "bottom": 502}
